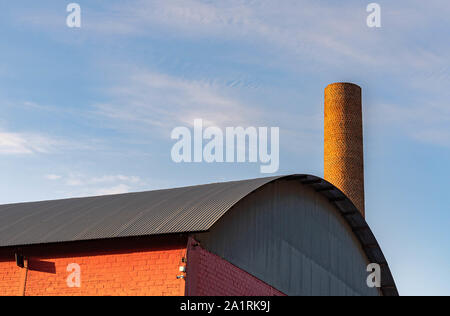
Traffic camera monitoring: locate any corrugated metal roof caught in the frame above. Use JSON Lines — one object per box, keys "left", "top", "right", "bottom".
{"left": 0, "top": 174, "right": 398, "bottom": 295}
{"left": 0, "top": 176, "right": 279, "bottom": 247}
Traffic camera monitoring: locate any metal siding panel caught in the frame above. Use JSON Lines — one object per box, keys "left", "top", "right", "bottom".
{"left": 302, "top": 253, "right": 312, "bottom": 296}
{"left": 311, "top": 261, "right": 321, "bottom": 296}
{"left": 289, "top": 247, "right": 303, "bottom": 295}
{"left": 196, "top": 180, "right": 381, "bottom": 296}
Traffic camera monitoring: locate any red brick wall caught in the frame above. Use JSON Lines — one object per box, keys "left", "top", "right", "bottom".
{"left": 186, "top": 238, "right": 285, "bottom": 296}
{"left": 0, "top": 236, "right": 187, "bottom": 296}
{"left": 1, "top": 236, "right": 286, "bottom": 296}
{"left": 0, "top": 260, "right": 23, "bottom": 296}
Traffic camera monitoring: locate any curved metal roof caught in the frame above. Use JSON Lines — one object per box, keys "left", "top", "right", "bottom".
{"left": 0, "top": 176, "right": 279, "bottom": 247}
{"left": 0, "top": 174, "right": 398, "bottom": 296}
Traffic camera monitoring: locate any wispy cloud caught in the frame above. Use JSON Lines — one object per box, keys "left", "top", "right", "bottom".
{"left": 0, "top": 131, "right": 57, "bottom": 155}
{"left": 0, "top": 127, "right": 101, "bottom": 156}
{"left": 368, "top": 102, "right": 450, "bottom": 147}
{"left": 76, "top": 1, "right": 450, "bottom": 147}
{"left": 62, "top": 0, "right": 447, "bottom": 71}
{"left": 93, "top": 184, "right": 131, "bottom": 196}
{"left": 49, "top": 173, "right": 144, "bottom": 187}
{"left": 16, "top": 1, "right": 450, "bottom": 77}
{"left": 44, "top": 173, "right": 144, "bottom": 197}
{"left": 95, "top": 68, "right": 262, "bottom": 133}
{"left": 45, "top": 174, "right": 62, "bottom": 180}
{"left": 413, "top": 129, "right": 450, "bottom": 148}
{"left": 90, "top": 175, "right": 141, "bottom": 184}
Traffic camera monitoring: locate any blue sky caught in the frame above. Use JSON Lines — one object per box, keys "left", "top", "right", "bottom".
{"left": 0, "top": 0, "right": 449, "bottom": 295}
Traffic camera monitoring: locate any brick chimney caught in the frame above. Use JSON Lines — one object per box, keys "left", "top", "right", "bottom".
{"left": 324, "top": 82, "right": 365, "bottom": 217}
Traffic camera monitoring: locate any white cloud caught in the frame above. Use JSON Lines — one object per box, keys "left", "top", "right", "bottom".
{"left": 0, "top": 124, "right": 93, "bottom": 156}
{"left": 17, "top": 1, "right": 450, "bottom": 78}
{"left": 367, "top": 102, "right": 450, "bottom": 147}
{"left": 413, "top": 129, "right": 450, "bottom": 148}
{"left": 93, "top": 184, "right": 131, "bottom": 196}
{"left": 63, "top": 173, "right": 143, "bottom": 187}
{"left": 46, "top": 173, "right": 144, "bottom": 198}
{"left": 67, "top": 0, "right": 447, "bottom": 71}
{"left": 95, "top": 69, "right": 262, "bottom": 133}
{"left": 91, "top": 175, "right": 141, "bottom": 184}
{"left": 65, "top": 176, "right": 84, "bottom": 187}
{"left": 0, "top": 132, "right": 57, "bottom": 155}
{"left": 16, "top": 1, "right": 391, "bottom": 66}
{"left": 45, "top": 174, "right": 62, "bottom": 180}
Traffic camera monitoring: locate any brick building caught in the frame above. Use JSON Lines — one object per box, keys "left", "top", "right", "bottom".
{"left": 0, "top": 83, "right": 398, "bottom": 296}
{"left": 0, "top": 175, "right": 397, "bottom": 296}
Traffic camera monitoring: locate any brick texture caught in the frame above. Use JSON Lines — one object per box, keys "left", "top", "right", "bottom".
{"left": 186, "top": 238, "right": 285, "bottom": 296}
{"left": 1, "top": 235, "right": 286, "bottom": 296}
{"left": 0, "top": 260, "right": 23, "bottom": 296}
{"left": 0, "top": 236, "right": 187, "bottom": 296}
{"left": 324, "top": 82, "right": 365, "bottom": 216}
